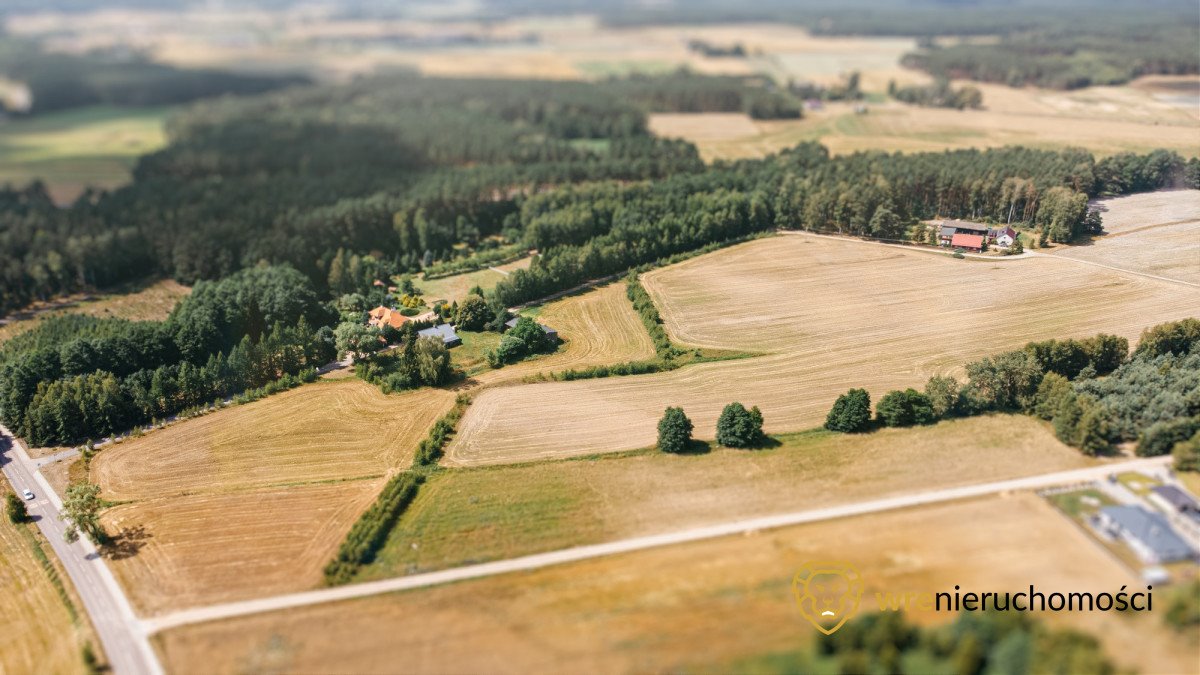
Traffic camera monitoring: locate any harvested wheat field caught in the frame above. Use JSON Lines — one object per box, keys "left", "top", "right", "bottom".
{"left": 447, "top": 234, "right": 1200, "bottom": 466}
{"left": 472, "top": 282, "right": 656, "bottom": 387}
{"left": 1048, "top": 189, "right": 1199, "bottom": 285}
{"left": 101, "top": 480, "right": 382, "bottom": 615}
{"left": 154, "top": 492, "right": 1196, "bottom": 675}
{"left": 362, "top": 415, "right": 1095, "bottom": 580}
{"left": 91, "top": 379, "right": 454, "bottom": 501}
{"left": 0, "top": 495, "right": 89, "bottom": 674}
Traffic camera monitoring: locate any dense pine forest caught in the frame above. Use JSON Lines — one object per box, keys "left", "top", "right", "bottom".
{"left": 3, "top": 72, "right": 1197, "bottom": 317}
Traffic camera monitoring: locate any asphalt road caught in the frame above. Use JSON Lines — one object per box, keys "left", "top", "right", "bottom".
{"left": 0, "top": 425, "right": 162, "bottom": 675}
{"left": 141, "top": 455, "right": 1172, "bottom": 635}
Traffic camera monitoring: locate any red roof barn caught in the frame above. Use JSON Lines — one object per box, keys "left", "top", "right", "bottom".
{"left": 950, "top": 233, "right": 984, "bottom": 252}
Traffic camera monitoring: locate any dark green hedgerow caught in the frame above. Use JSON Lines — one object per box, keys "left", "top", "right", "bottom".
{"left": 324, "top": 393, "right": 471, "bottom": 584}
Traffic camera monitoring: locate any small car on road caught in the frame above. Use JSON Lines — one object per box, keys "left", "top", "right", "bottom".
{"left": 21, "top": 489, "right": 34, "bottom": 500}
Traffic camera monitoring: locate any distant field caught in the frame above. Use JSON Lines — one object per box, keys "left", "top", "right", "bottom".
{"left": 1049, "top": 190, "right": 1200, "bottom": 285}
{"left": 447, "top": 234, "right": 1200, "bottom": 466}
{"left": 102, "top": 480, "right": 383, "bottom": 615}
{"left": 363, "top": 415, "right": 1093, "bottom": 580}
{"left": 153, "top": 492, "right": 1197, "bottom": 675}
{"left": 417, "top": 256, "right": 531, "bottom": 304}
{"left": 650, "top": 79, "right": 1200, "bottom": 161}
{"left": 0, "top": 279, "right": 190, "bottom": 345}
{"left": 88, "top": 379, "right": 454, "bottom": 613}
{"left": 91, "top": 379, "right": 454, "bottom": 501}
{"left": 0, "top": 486, "right": 89, "bottom": 674}
{"left": 0, "top": 105, "right": 170, "bottom": 203}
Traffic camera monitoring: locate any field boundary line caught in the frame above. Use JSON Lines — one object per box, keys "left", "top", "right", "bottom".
{"left": 140, "top": 455, "right": 1171, "bottom": 635}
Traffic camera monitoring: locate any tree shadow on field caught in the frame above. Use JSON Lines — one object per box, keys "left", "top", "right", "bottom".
{"left": 101, "top": 525, "right": 150, "bottom": 560}
{"left": 673, "top": 439, "right": 713, "bottom": 455}
{"left": 746, "top": 435, "right": 783, "bottom": 450}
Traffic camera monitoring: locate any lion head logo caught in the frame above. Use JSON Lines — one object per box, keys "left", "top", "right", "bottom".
{"left": 791, "top": 561, "right": 863, "bottom": 635}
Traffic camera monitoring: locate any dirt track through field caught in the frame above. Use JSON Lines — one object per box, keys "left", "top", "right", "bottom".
{"left": 445, "top": 234, "right": 1199, "bottom": 466}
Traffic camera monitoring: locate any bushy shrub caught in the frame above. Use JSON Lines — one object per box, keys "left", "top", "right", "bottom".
{"left": 923, "top": 375, "right": 961, "bottom": 419}
{"left": 715, "top": 402, "right": 764, "bottom": 448}
{"left": 657, "top": 406, "right": 694, "bottom": 453}
{"left": 876, "top": 388, "right": 936, "bottom": 427}
{"left": 825, "top": 389, "right": 872, "bottom": 433}
{"left": 4, "top": 493, "right": 28, "bottom": 524}
{"left": 1173, "top": 430, "right": 1200, "bottom": 472}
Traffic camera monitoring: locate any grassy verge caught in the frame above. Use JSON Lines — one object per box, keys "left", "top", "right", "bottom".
{"left": 357, "top": 414, "right": 1090, "bottom": 580}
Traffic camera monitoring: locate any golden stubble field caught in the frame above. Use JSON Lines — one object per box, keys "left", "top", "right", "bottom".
{"left": 153, "top": 492, "right": 1198, "bottom": 675}
{"left": 88, "top": 379, "right": 455, "bottom": 613}
{"left": 446, "top": 234, "right": 1200, "bottom": 466}
{"left": 1049, "top": 189, "right": 1200, "bottom": 285}
{"left": 0, "top": 487, "right": 90, "bottom": 674}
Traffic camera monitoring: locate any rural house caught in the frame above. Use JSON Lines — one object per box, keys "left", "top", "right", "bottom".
{"left": 1093, "top": 505, "right": 1195, "bottom": 564}
{"left": 1149, "top": 485, "right": 1200, "bottom": 540}
{"left": 937, "top": 219, "right": 990, "bottom": 246}
{"left": 504, "top": 317, "right": 559, "bottom": 343}
{"left": 368, "top": 306, "right": 410, "bottom": 330}
{"left": 418, "top": 323, "right": 462, "bottom": 348}
{"left": 987, "top": 226, "right": 1017, "bottom": 248}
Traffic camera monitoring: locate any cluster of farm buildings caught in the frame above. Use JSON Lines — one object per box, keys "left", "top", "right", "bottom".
{"left": 366, "top": 304, "right": 557, "bottom": 349}
{"left": 937, "top": 220, "right": 1017, "bottom": 252}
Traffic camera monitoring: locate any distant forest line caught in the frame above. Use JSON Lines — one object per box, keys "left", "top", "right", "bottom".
{"left": 2, "top": 71, "right": 1197, "bottom": 317}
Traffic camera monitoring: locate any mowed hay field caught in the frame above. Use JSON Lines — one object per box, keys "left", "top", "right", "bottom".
{"left": 361, "top": 415, "right": 1094, "bottom": 580}
{"left": 101, "top": 481, "right": 382, "bottom": 614}
{"left": 447, "top": 234, "right": 1200, "bottom": 466}
{"left": 0, "top": 278, "right": 190, "bottom": 345}
{"left": 1050, "top": 189, "right": 1200, "bottom": 285}
{"left": 649, "top": 79, "right": 1200, "bottom": 162}
{"left": 90, "top": 378, "right": 455, "bottom": 613}
{"left": 472, "top": 281, "right": 655, "bottom": 387}
{"left": 154, "top": 493, "right": 1197, "bottom": 675}
{"left": 0, "top": 493, "right": 89, "bottom": 674}
{"left": 91, "top": 379, "right": 454, "bottom": 500}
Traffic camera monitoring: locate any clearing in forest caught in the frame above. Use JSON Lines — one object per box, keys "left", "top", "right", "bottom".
{"left": 446, "top": 234, "right": 1200, "bottom": 466}
{"left": 0, "top": 279, "right": 190, "bottom": 345}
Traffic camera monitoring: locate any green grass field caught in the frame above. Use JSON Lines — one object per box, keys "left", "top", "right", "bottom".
{"left": 0, "top": 105, "right": 170, "bottom": 203}
{"left": 359, "top": 414, "right": 1095, "bottom": 581}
